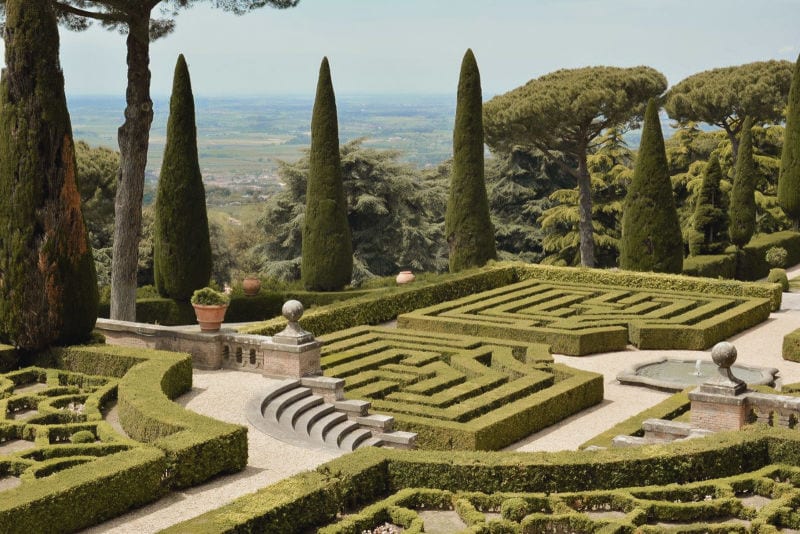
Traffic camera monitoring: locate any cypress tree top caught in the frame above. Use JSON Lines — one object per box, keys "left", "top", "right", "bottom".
{"left": 729, "top": 116, "right": 757, "bottom": 249}
{"left": 778, "top": 53, "right": 800, "bottom": 228}
{"left": 446, "top": 48, "right": 496, "bottom": 272}
{"left": 619, "top": 98, "right": 683, "bottom": 273}
{"left": 153, "top": 53, "right": 212, "bottom": 301}
{"left": 301, "top": 56, "right": 353, "bottom": 291}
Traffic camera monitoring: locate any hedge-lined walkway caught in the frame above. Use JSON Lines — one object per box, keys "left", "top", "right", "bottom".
{"left": 83, "top": 267, "right": 800, "bottom": 533}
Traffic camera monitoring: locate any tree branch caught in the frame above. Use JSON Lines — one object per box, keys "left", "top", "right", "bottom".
{"left": 532, "top": 142, "right": 580, "bottom": 181}
{"left": 54, "top": 1, "right": 124, "bottom": 23}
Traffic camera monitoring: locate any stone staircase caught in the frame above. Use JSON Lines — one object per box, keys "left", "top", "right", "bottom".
{"left": 246, "top": 378, "right": 416, "bottom": 452}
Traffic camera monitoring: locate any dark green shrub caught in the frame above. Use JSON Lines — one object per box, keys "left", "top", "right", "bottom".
{"left": 500, "top": 497, "right": 530, "bottom": 522}
{"left": 301, "top": 57, "right": 353, "bottom": 291}
{"left": 768, "top": 268, "right": 789, "bottom": 291}
{"left": 730, "top": 116, "right": 757, "bottom": 249}
{"left": 153, "top": 54, "right": 212, "bottom": 301}
{"left": 446, "top": 49, "right": 496, "bottom": 272}
{"left": 682, "top": 254, "right": 737, "bottom": 279}
{"left": 0, "top": 0, "right": 98, "bottom": 351}
{"left": 778, "top": 53, "right": 800, "bottom": 229}
{"left": 766, "top": 246, "right": 788, "bottom": 267}
{"left": 689, "top": 155, "right": 730, "bottom": 255}
{"left": 620, "top": 99, "right": 683, "bottom": 273}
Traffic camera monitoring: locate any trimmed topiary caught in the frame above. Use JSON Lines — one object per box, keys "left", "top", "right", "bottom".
{"left": 153, "top": 54, "right": 212, "bottom": 301}
{"left": 620, "top": 99, "right": 683, "bottom": 273}
{"left": 446, "top": 49, "right": 496, "bottom": 272}
{"left": 767, "top": 268, "right": 789, "bottom": 291}
{"left": 729, "top": 116, "right": 757, "bottom": 249}
{"left": 778, "top": 53, "right": 800, "bottom": 230}
{"left": 70, "top": 430, "right": 96, "bottom": 444}
{"left": 301, "top": 57, "right": 353, "bottom": 291}
{"left": 689, "top": 155, "right": 729, "bottom": 255}
{"left": 766, "top": 246, "right": 788, "bottom": 268}
{"left": 0, "top": 0, "right": 98, "bottom": 351}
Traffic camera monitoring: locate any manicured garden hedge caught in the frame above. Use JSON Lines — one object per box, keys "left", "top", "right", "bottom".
{"left": 241, "top": 262, "right": 781, "bottom": 339}
{"left": 0, "top": 343, "right": 16, "bottom": 373}
{"left": 398, "top": 277, "right": 772, "bottom": 355}
{"left": 0, "top": 343, "right": 248, "bottom": 533}
{"left": 162, "top": 426, "right": 800, "bottom": 533}
{"left": 783, "top": 327, "right": 800, "bottom": 363}
{"left": 320, "top": 327, "right": 603, "bottom": 449}
{"left": 683, "top": 231, "right": 800, "bottom": 281}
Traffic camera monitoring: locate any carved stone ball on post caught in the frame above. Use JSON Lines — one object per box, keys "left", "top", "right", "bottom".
{"left": 272, "top": 300, "right": 315, "bottom": 346}
{"left": 711, "top": 341, "right": 737, "bottom": 369}
{"left": 282, "top": 299, "right": 304, "bottom": 323}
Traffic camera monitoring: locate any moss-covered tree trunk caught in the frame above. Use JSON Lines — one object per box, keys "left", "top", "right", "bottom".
{"left": 778, "top": 53, "right": 800, "bottom": 230}
{"left": 0, "top": 0, "right": 98, "bottom": 351}
{"left": 729, "top": 116, "right": 757, "bottom": 249}
{"left": 689, "top": 155, "right": 730, "bottom": 255}
{"left": 301, "top": 57, "right": 353, "bottom": 291}
{"left": 446, "top": 49, "right": 496, "bottom": 272}
{"left": 620, "top": 99, "right": 683, "bottom": 273}
{"left": 154, "top": 54, "right": 212, "bottom": 301}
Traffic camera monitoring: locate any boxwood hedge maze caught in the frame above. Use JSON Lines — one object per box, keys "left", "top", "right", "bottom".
{"left": 319, "top": 326, "right": 603, "bottom": 450}
{"left": 399, "top": 278, "right": 772, "bottom": 356}
{"left": 316, "top": 465, "right": 800, "bottom": 533}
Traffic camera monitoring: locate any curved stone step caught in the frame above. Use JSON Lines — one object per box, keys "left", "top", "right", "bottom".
{"left": 294, "top": 403, "right": 335, "bottom": 436}
{"left": 309, "top": 412, "right": 347, "bottom": 443}
{"left": 278, "top": 394, "right": 324, "bottom": 431}
{"left": 339, "top": 428, "right": 373, "bottom": 451}
{"left": 263, "top": 387, "right": 311, "bottom": 422}
{"left": 323, "top": 420, "right": 360, "bottom": 448}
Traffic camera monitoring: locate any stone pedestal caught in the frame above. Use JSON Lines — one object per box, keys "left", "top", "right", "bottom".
{"left": 689, "top": 341, "right": 749, "bottom": 432}
{"left": 261, "top": 300, "right": 322, "bottom": 378}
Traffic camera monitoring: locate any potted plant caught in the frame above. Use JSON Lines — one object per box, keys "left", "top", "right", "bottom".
{"left": 242, "top": 275, "right": 261, "bottom": 296}
{"left": 191, "top": 287, "right": 230, "bottom": 332}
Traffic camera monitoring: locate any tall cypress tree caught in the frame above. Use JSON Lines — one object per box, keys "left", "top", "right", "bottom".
{"left": 154, "top": 54, "right": 212, "bottom": 301}
{"left": 778, "top": 53, "right": 800, "bottom": 230}
{"left": 620, "top": 99, "right": 683, "bottom": 273}
{"left": 301, "top": 57, "right": 353, "bottom": 291}
{"left": 689, "top": 155, "right": 730, "bottom": 255}
{"left": 729, "top": 116, "right": 757, "bottom": 249}
{"left": 446, "top": 49, "right": 496, "bottom": 272}
{"left": 0, "top": 0, "right": 98, "bottom": 351}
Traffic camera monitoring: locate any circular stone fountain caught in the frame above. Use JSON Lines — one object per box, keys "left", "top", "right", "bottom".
{"left": 617, "top": 353, "right": 779, "bottom": 392}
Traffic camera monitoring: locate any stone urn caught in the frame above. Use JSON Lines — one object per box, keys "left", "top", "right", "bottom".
{"left": 396, "top": 270, "right": 416, "bottom": 285}
{"left": 242, "top": 276, "right": 261, "bottom": 296}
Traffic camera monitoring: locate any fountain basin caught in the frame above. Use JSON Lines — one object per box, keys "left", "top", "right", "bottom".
{"left": 617, "top": 357, "right": 779, "bottom": 392}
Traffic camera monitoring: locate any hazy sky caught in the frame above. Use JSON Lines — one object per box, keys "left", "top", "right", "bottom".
{"left": 2, "top": 0, "right": 799, "bottom": 97}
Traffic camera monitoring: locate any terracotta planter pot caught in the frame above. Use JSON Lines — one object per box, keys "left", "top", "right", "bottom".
{"left": 242, "top": 277, "right": 261, "bottom": 296}
{"left": 192, "top": 304, "right": 228, "bottom": 332}
{"left": 396, "top": 270, "right": 416, "bottom": 284}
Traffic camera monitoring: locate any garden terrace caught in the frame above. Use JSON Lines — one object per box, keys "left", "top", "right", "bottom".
{"left": 0, "top": 344, "right": 247, "bottom": 534}
{"left": 319, "top": 326, "right": 603, "bottom": 449}
{"left": 398, "top": 278, "right": 772, "bottom": 356}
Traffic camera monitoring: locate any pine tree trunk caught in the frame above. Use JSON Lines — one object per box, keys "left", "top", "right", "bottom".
{"left": 577, "top": 150, "right": 596, "bottom": 267}
{"left": 110, "top": 14, "right": 153, "bottom": 321}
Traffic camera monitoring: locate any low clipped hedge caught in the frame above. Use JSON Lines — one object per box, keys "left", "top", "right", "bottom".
{"left": 29, "top": 344, "right": 247, "bottom": 489}
{"left": 398, "top": 277, "right": 772, "bottom": 356}
{"left": 320, "top": 327, "right": 602, "bottom": 450}
{"left": 0, "top": 448, "right": 166, "bottom": 534}
{"left": 683, "top": 231, "right": 800, "bottom": 282}
{"left": 241, "top": 262, "right": 781, "bottom": 338}
{"left": 783, "top": 327, "right": 800, "bottom": 363}
{"left": 162, "top": 426, "right": 800, "bottom": 533}
{"left": 0, "top": 343, "right": 17, "bottom": 373}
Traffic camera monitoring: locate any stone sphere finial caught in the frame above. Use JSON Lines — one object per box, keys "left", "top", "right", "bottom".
{"left": 282, "top": 300, "right": 304, "bottom": 322}
{"left": 711, "top": 341, "right": 737, "bottom": 368}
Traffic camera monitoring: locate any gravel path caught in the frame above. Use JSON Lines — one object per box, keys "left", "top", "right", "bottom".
{"left": 81, "top": 270, "right": 800, "bottom": 532}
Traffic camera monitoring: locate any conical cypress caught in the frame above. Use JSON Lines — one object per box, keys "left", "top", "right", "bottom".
{"left": 301, "top": 57, "right": 353, "bottom": 291}
{"left": 689, "top": 155, "right": 730, "bottom": 255}
{"left": 620, "top": 99, "right": 683, "bottom": 273}
{"left": 153, "top": 55, "right": 212, "bottom": 301}
{"left": 778, "top": 53, "right": 800, "bottom": 229}
{"left": 446, "top": 49, "right": 496, "bottom": 272}
{"left": 729, "top": 116, "right": 757, "bottom": 249}
{"left": 0, "top": 0, "right": 98, "bottom": 351}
